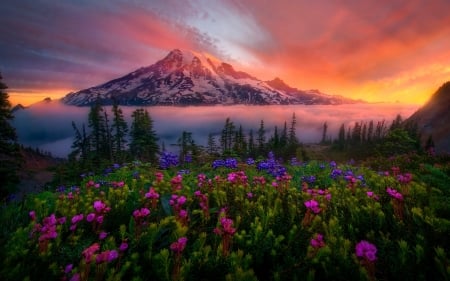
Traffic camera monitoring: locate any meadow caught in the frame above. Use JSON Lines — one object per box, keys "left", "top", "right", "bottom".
{"left": 1, "top": 152, "right": 449, "bottom": 281}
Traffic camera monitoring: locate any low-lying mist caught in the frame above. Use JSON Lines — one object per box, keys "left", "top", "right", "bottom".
{"left": 12, "top": 101, "right": 420, "bottom": 158}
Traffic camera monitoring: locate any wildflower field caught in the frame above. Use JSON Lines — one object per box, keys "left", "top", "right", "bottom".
{"left": 1, "top": 153, "right": 450, "bottom": 281}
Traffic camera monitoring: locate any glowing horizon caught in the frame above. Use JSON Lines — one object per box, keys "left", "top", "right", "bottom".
{"left": 1, "top": 0, "right": 450, "bottom": 107}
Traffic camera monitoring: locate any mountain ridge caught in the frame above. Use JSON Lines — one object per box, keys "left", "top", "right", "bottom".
{"left": 407, "top": 81, "right": 450, "bottom": 153}
{"left": 62, "top": 49, "right": 364, "bottom": 106}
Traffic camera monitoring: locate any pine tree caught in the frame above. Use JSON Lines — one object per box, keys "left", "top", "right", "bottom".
{"left": 207, "top": 133, "right": 219, "bottom": 156}
{"left": 248, "top": 129, "right": 255, "bottom": 157}
{"left": 280, "top": 121, "right": 288, "bottom": 148}
{"left": 69, "top": 121, "right": 90, "bottom": 164}
{"left": 220, "top": 118, "right": 235, "bottom": 154}
{"left": 0, "top": 74, "right": 21, "bottom": 198}
{"left": 321, "top": 122, "right": 328, "bottom": 144}
{"left": 338, "top": 123, "right": 346, "bottom": 150}
{"left": 288, "top": 112, "right": 298, "bottom": 145}
{"left": 367, "top": 120, "right": 374, "bottom": 142}
{"left": 129, "top": 108, "right": 159, "bottom": 162}
{"left": 257, "top": 120, "right": 266, "bottom": 155}
{"left": 111, "top": 102, "right": 128, "bottom": 162}
{"left": 88, "top": 102, "right": 107, "bottom": 160}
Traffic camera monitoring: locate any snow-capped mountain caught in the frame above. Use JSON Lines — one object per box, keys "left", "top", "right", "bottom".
{"left": 62, "top": 49, "right": 362, "bottom": 106}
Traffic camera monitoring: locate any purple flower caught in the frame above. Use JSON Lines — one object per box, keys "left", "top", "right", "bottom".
{"left": 107, "top": 250, "right": 119, "bottom": 262}
{"left": 247, "top": 192, "right": 253, "bottom": 199}
{"left": 355, "top": 240, "right": 377, "bottom": 262}
{"left": 93, "top": 200, "right": 106, "bottom": 213}
{"left": 29, "top": 210, "right": 36, "bottom": 221}
{"left": 64, "top": 264, "right": 73, "bottom": 274}
{"left": 119, "top": 242, "right": 128, "bottom": 252}
{"left": 71, "top": 214, "right": 84, "bottom": 224}
{"left": 99, "top": 231, "right": 108, "bottom": 240}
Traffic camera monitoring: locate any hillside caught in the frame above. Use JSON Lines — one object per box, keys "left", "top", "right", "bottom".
{"left": 408, "top": 81, "right": 450, "bottom": 153}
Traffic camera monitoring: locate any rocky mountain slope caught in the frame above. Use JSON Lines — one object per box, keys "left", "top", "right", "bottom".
{"left": 408, "top": 81, "right": 450, "bottom": 153}
{"left": 62, "top": 49, "right": 362, "bottom": 106}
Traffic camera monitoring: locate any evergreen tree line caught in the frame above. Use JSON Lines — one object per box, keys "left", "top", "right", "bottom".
{"left": 326, "top": 114, "right": 424, "bottom": 157}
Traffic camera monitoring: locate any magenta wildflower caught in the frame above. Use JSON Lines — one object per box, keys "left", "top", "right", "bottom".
{"left": 170, "top": 237, "right": 188, "bottom": 254}
{"left": 29, "top": 210, "right": 36, "bottom": 221}
{"left": 304, "top": 199, "right": 321, "bottom": 214}
{"left": 247, "top": 192, "right": 253, "bottom": 199}
{"left": 386, "top": 187, "right": 403, "bottom": 201}
{"left": 310, "top": 233, "right": 325, "bottom": 249}
{"left": 145, "top": 187, "right": 160, "bottom": 199}
{"left": 86, "top": 213, "right": 95, "bottom": 222}
{"left": 355, "top": 240, "right": 377, "bottom": 262}
{"left": 99, "top": 231, "right": 108, "bottom": 240}
{"left": 82, "top": 243, "right": 100, "bottom": 264}
{"left": 71, "top": 214, "right": 84, "bottom": 224}
{"left": 69, "top": 273, "right": 80, "bottom": 281}
{"left": 64, "top": 264, "right": 73, "bottom": 274}
{"left": 119, "top": 242, "right": 128, "bottom": 252}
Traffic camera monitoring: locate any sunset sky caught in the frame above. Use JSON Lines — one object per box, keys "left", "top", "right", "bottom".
{"left": 1, "top": 0, "right": 450, "bottom": 106}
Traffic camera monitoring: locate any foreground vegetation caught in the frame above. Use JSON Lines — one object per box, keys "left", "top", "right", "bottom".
{"left": 1, "top": 152, "right": 449, "bottom": 281}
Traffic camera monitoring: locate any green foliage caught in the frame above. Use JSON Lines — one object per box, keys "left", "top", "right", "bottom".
{"left": 0, "top": 74, "right": 21, "bottom": 199}
{"left": 1, "top": 154, "right": 449, "bottom": 280}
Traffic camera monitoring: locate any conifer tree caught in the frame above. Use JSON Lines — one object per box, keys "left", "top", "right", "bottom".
{"left": 0, "top": 74, "right": 21, "bottom": 198}
{"left": 207, "top": 133, "right": 219, "bottom": 156}
{"left": 88, "top": 101, "right": 107, "bottom": 160}
{"left": 111, "top": 101, "right": 128, "bottom": 162}
{"left": 257, "top": 120, "right": 266, "bottom": 155}
{"left": 220, "top": 118, "right": 235, "bottom": 154}
{"left": 288, "top": 112, "right": 298, "bottom": 145}
{"left": 280, "top": 121, "right": 288, "bottom": 148}
{"left": 338, "top": 123, "right": 346, "bottom": 150}
{"left": 321, "top": 122, "right": 328, "bottom": 144}
{"left": 129, "top": 108, "right": 159, "bottom": 162}
{"left": 248, "top": 129, "right": 255, "bottom": 157}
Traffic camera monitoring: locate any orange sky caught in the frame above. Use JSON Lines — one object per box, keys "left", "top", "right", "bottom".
{"left": 2, "top": 0, "right": 450, "bottom": 106}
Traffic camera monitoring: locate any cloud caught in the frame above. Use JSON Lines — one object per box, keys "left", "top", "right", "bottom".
{"left": 1, "top": 0, "right": 450, "bottom": 105}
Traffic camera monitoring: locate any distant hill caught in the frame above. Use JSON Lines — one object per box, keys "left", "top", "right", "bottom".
{"left": 408, "top": 81, "right": 450, "bottom": 153}
{"left": 62, "top": 49, "right": 363, "bottom": 106}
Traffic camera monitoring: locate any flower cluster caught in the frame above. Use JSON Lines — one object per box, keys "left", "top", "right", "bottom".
{"left": 397, "top": 173, "right": 413, "bottom": 184}
{"left": 170, "top": 237, "right": 188, "bottom": 254}
{"left": 355, "top": 240, "right": 377, "bottom": 262}
{"left": 257, "top": 152, "right": 287, "bottom": 177}
{"left": 227, "top": 171, "right": 248, "bottom": 185}
{"left": 386, "top": 187, "right": 403, "bottom": 201}
{"left": 310, "top": 233, "right": 325, "bottom": 249}
{"left": 159, "top": 151, "right": 179, "bottom": 169}
{"left": 86, "top": 200, "right": 110, "bottom": 231}
{"left": 170, "top": 174, "right": 183, "bottom": 191}
{"left": 70, "top": 213, "right": 84, "bottom": 231}
{"left": 212, "top": 158, "right": 238, "bottom": 169}
{"left": 304, "top": 199, "right": 321, "bottom": 214}
{"left": 302, "top": 175, "right": 316, "bottom": 184}
{"left": 170, "top": 194, "right": 188, "bottom": 224}
{"left": 145, "top": 187, "right": 160, "bottom": 209}
{"left": 30, "top": 213, "right": 66, "bottom": 252}
{"left": 303, "top": 188, "right": 332, "bottom": 201}
{"left": 194, "top": 190, "right": 209, "bottom": 219}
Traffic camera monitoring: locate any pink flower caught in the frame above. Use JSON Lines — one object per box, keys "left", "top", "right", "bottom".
{"left": 310, "top": 233, "right": 325, "bottom": 249}
{"left": 355, "top": 240, "right": 377, "bottom": 262}
{"left": 96, "top": 215, "right": 104, "bottom": 224}
{"left": 247, "top": 192, "right": 253, "bottom": 199}
{"left": 386, "top": 187, "right": 404, "bottom": 201}
{"left": 82, "top": 243, "right": 100, "bottom": 263}
{"left": 71, "top": 214, "right": 84, "bottom": 224}
{"left": 170, "top": 237, "right": 188, "bottom": 253}
{"left": 145, "top": 187, "right": 160, "bottom": 199}
{"left": 29, "top": 210, "right": 36, "bottom": 221}
{"left": 86, "top": 213, "right": 96, "bottom": 222}
{"left": 304, "top": 199, "right": 321, "bottom": 214}
{"left": 93, "top": 200, "right": 106, "bottom": 213}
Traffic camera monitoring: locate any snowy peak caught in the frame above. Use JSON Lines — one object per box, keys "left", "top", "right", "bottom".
{"left": 62, "top": 48, "right": 363, "bottom": 106}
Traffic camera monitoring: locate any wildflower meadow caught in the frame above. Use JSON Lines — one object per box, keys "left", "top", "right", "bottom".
{"left": 1, "top": 152, "right": 449, "bottom": 281}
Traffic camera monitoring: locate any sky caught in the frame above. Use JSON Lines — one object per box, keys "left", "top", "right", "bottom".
{"left": 1, "top": 0, "right": 450, "bottom": 106}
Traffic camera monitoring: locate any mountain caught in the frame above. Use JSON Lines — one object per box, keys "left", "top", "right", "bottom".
{"left": 407, "top": 81, "right": 450, "bottom": 153}
{"left": 62, "top": 49, "right": 363, "bottom": 106}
